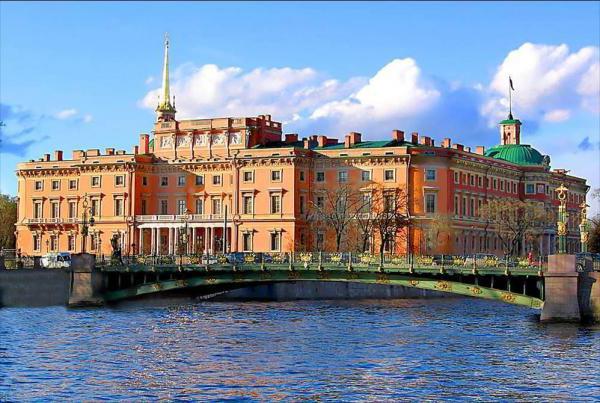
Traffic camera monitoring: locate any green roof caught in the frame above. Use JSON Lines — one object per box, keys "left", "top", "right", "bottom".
{"left": 484, "top": 144, "right": 545, "bottom": 166}
{"left": 253, "top": 139, "right": 416, "bottom": 150}
{"left": 499, "top": 119, "right": 522, "bottom": 125}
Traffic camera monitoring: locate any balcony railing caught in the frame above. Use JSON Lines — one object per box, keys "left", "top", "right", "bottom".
{"left": 136, "top": 214, "right": 224, "bottom": 223}
{"left": 25, "top": 218, "right": 79, "bottom": 224}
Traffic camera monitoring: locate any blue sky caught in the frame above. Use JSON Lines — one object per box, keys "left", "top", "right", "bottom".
{"left": 1, "top": 1, "right": 599, "bottom": 211}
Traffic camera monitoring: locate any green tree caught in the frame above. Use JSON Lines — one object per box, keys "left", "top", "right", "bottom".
{"left": 0, "top": 194, "right": 17, "bottom": 249}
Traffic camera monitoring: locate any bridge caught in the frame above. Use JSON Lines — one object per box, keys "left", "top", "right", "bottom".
{"left": 59, "top": 252, "right": 599, "bottom": 322}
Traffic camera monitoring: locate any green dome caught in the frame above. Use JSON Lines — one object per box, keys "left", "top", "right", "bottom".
{"left": 484, "top": 144, "right": 545, "bottom": 166}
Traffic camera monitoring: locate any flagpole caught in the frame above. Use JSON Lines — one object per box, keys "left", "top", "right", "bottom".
{"left": 508, "top": 77, "right": 512, "bottom": 119}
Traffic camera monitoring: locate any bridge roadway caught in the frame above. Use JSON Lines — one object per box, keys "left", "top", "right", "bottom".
{"left": 97, "top": 253, "right": 546, "bottom": 308}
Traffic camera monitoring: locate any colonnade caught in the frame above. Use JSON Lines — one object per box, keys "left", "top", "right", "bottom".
{"left": 137, "top": 225, "right": 232, "bottom": 255}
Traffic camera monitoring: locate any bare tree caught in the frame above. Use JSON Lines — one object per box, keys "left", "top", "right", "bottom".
{"left": 479, "top": 199, "right": 548, "bottom": 257}
{"left": 308, "top": 184, "right": 370, "bottom": 252}
{"left": 424, "top": 213, "right": 454, "bottom": 254}
{"left": 370, "top": 186, "right": 411, "bottom": 263}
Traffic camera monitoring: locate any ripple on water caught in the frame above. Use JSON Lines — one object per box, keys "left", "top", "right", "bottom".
{"left": 0, "top": 299, "right": 599, "bottom": 401}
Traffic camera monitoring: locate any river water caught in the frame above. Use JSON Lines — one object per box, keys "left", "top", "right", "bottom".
{"left": 1, "top": 298, "right": 599, "bottom": 401}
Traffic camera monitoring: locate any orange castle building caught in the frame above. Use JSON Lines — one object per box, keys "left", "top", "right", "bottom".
{"left": 14, "top": 38, "right": 589, "bottom": 257}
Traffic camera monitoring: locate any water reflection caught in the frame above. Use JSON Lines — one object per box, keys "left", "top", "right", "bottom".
{"left": 1, "top": 299, "right": 598, "bottom": 400}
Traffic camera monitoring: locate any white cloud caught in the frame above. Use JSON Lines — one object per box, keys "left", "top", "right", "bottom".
{"left": 482, "top": 43, "right": 599, "bottom": 124}
{"left": 543, "top": 109, "right": 571, "bottom": 122}
{"left": 83, "top": 114, "right": 93, "bottom": 123}
{"left": 310, "top": 58, "right": 441, "bottom": 122}
{"left": 55, "top": 108, "right": 78, "bottom": 119}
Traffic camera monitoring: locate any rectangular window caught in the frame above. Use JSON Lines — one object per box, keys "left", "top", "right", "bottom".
{"left": 425, "top": 169, "right": 436, "bottom": 181}
{"left": 454, "top": 195, "right": 459, "bottom": 215}
{"left": 478, "top": 176, "right": 482, "bottom": 187}
{"left": 271, "top": 170, "right": 282, "bottom": 182}
{"left": 493, "top": 178, "right": 497, "bottom": 190}
{"left": 243, "top": 195, "right": 253, "bottom": 215}
{"left": 33, "top": 201, "right": 43, "bottom": 219}
{"left": 361, "top": 193, "right": 372, "bottom": 213}
{"left": 384, "top": 169, "right": 395, "bottom": 181}
{"left": 142, "top": 176, "right": 148, "bottom": 186}
{"left": 316, "top": 172, "right": 325, "bottom": 182}
{"left": 338, "top": 171, "right": 348, "bottom": 183}
{"left": 454, "top": 172, "right": 459, "bottom": 184}
{"left": 425, "top": 194, "right": 436, "bottom": 213}
{"left": 51, "top": 202, "right": 60, "bottom": 218}
{"left": 35, "top": 180, "right": 43, "bottom": 191}
{"left": 160, "top": 200, "right": 168, "bottom": 215}
{"left": 526, "top": 184, "right": 535, "bottom": 194}
{"left": 243, "top": 171, "right": 253, "bottom": 182}
{"left": 114, "top": 199, "right": 123, "bottom": 216}
{"left": 212, "top": 199, "right": 221, "bottom": 215}
{"left": 470, "top": 198, "right": 475, "bottom": 217}
{"left": 478, "top": 199, "right": 482, "bottom": 216}
{"left": 51, "top": 180, "right": 60, "bottom": 191}
{"left": 68, "top": 201, "right": 76, "bottom": 218}
{"left": 177, "top": 200, "right": 186, "bottom": 215}
{"left": 361, "top": 170, "right": 371, "bottom": 182}
{"left": 50, "top": 235, "right": 58, "bottom": 252}
{"left": 299, "top": 195, "right": 305, "bottom": 214}
{"left": 469, "top": 175, "right": 474, "bottom": 186}
{"left": 242, "top": 233, "right": 252, "bottom": 252}
{"left": 177, "top": 176, "right": 186, "bottom": 187}
{"left": 316, "top": 196, "right": 324, "bottom": 208}
{"left": 212, "top": 175, "right": 221, "bottom": 186}
{"left": 299, "top": 171, "right": 305, "bottom": 181}
{"left": 115, "top": 175, "right": 125, "bottom": 186}
{"left": 316, "top": 232, "right": 324, "bottom": 250}
{"left": 161, "top": 176, "right": 169, "bottom": 186}
{"left": 384, "top": 194, "right": 395, "bottom": 212}
{"left": 141, "top": 199, "right": 147, "bottom": 215}
{"left": 195, "top": 199, "right": 203, "bottom": 214}
{"left": 536, "top": 184, "right": 545, "bottom": 194}
{"left": 195, "top": 175, "right": 204, "bottom": 186}
{"left": 270, "top": 232, "right": 281, "bottom": 251}
{"left": 33, "top": 234, "right": 41, "bottom": 251}
{"left": 69, "top": 179, "right": 77, "bottom": 190}
{"left": 91, "top": 176, "right": 101, "bottom": 187}
{"left": 270, "top": 194, "right": 281, "bottom": 214}
{"left": 68, "top": 235, "right": 75, "bottom": 251}
{"left": 91, "top": 199, "right": 100, "bottom": 217}
{"left": 462, "top": 197, "right": 467, "bottom": 216}
{"left": 500, "top": 180, "right": 505, "bottom": 191}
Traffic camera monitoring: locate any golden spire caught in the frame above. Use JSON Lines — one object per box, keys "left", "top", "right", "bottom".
{"left": 156, "top": 33, "right": 175, "bottom": 115}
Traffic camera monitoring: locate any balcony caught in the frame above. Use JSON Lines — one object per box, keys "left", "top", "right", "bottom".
{"left": 136, "top": 214, "right": 225, "bottom": 223}
{"left": 25, "top": 217, "right": 79, "bottom": 225}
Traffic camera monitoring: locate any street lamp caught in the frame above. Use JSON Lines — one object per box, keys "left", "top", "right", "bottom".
{"left": 555, "top": 184, "right": 568, "bottom": 254}
{"left": 579, "top": 202, "right": 590, "bottom": 253}
{"left": 179, "top": 209, "right": 190, "bottom": 265}
{"left": 80, "top": 194, "right": 96, "bottom": 254}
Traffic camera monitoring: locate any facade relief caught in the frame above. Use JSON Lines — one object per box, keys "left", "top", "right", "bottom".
{"left": 160, "top": 136, "right": 174, "bottom": 149}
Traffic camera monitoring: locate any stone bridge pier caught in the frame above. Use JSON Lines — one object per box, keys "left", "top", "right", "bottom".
{"left": 541, "top": 255, "right": 599, "bottom": 323}
{"left": 68, "top": 254, "right": 104, "bottom": 307}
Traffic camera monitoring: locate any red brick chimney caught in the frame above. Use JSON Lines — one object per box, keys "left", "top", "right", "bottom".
{"left": 43, "top": 153, "right": 50, "bottom": 162}
{"left": 392, "top": 130, "right": 404, "bottom": 142}
{"left": 139, "top": 134, "right": 150, "bottom": 154}
{"left": 411, "top": 132, "right": 419, "bottom": 144}
{"left": 105, "top": 148, "right": 115, "bottom": 155}
{"left": 441, "top": 138, "right": 452, "bottom": 148}
{"left": 54, "top": 150, "right": 63, "bottom": 161}
{"left": 317, "top": 135, "right": 328, "bottom": 148}
{"left": 285, "top": 133, "right": 298, "bottom": 143}
{"left": 475, "top": 146, "right": 485, "bottom": 155}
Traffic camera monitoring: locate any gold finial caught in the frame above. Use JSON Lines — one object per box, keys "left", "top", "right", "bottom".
{"left": 555, "top": 183, "right": 568, "bottom": 201}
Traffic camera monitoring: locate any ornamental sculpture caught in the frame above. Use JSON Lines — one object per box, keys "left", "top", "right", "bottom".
{"left": 579, "top": 202, "right": 590, "bottom": 253}
{"left": 555, "top": 184, "right": 569, "bottom": 254}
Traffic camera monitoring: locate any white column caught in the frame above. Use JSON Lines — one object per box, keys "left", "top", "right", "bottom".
{"left": 168, "top": 227, "right": 173, "bottom": 255}
{"left": 150, "top": 228, "right": 155, "bottom": 255}
{"left": 174, "top": 228, "right": 179, "bottom": 254}
{"left": 156, "top": 228, "right": 162, "bottom": 255}
{"left": 191, "top": 227, "right": 196, "bottom": 254}
{"left": 204, "top": 227, "right": 209, "bottom": 254}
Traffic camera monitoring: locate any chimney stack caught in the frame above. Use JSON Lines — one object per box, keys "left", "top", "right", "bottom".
{"left": 419, "top": 136, "right": 432, "bottom": 146}
{"left": 464, "top": 146, "right": 471, "bottom": 153}
{"left": 54, "top": 150, "right": 63, "bottom": 161}
{"left": 452, "top": 144, "right": 464, "bottom": 151}
{"left": 132, "top": 145, "right": 139, "bottom": 154}
{"left": 139, "top": 134, "right": 150, "bottom": 154}
{"left": 392, "top": 130, "right": 404, "bottom": 142}
{"left": 44, "top": 153, "right": 51, "bottom": 162}
{"left": 441, "top": 138, "right": 452, "bottom": 148}
{"left": 105, "top": 148, "right": 115, "bottom": 155}
{"left": 285, "top": 133, "right": 298, "bottom": 143}
{"left": 475, "top": 146, "right": 485, "bottom": 155}
{"left": 411, "top": 132, "right": 419, "bottom": 144}
{"left": 317, "top": 135, "right": 328, "bottom": 148}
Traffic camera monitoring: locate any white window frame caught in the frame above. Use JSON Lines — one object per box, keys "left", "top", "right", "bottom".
{"left": 425, "top": 169, "right": 436, "bottom": 181}
{"left": 51, "top": 180, "right": 60, "bottom": 191}
{"left": 384, "top": 169, "right": 395, "bottom": 182}
{"left": 91, "top": 176, "right": 101, "bottom": 187}
{"left": 271, "top": 170, "right": 282, "bottom": 182}
{"left": 115, "top": 175, "right": 125, "bottom": 187}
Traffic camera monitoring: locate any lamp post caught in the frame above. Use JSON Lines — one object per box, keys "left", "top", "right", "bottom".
{"left": 179, "top": 209, "right": 190, "bottom": 265}
{"left": 80, "top": 194, "right": 96, "bottom": 254}
{"left": 555, "top": 184, "right": 568, "bottom": 254}
{"left": 579, "top": 202, "right": 590, "bottom": 253}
